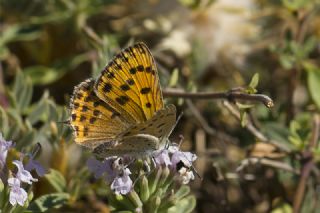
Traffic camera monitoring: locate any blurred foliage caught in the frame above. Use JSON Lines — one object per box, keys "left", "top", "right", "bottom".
{"left": 1, "top": 0, "right": 320, "bottom": 212}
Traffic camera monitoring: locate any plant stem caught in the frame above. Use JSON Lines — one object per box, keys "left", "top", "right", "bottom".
{"left": 222, "top": 101, "right": 290, "bottom": 152}
{"left": 293, "top": 114, "right": 320, "bottom": 213}
{"left": 163, "top": 88, "right": 274, "bottom": 108}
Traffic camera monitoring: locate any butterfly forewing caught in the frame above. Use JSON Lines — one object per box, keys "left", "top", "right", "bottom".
{"left": 70, "top": 79, "right": 132, "bottom": 148}
{"left": 94, "top": 42, "right": 163, "bottom": 123}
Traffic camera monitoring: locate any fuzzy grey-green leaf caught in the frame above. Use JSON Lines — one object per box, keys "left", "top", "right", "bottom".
{"left": 28, "top": 193, "right": 70, "bottom": 212}
{"left": 45, "top": 169, "right": 67, "bottom": 192}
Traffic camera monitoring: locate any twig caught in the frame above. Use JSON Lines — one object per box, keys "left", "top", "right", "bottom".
{"left": 293, "top": 114, "right": 320, "bottom": 213}
{"left": 163, "top": 88, "right": 274, "bottom": 108}
{"left": 186, "top": 100, "right": 239, "bottom": 144}
{"left": 222, "top": 101, "right": 291, "bottom": 152}
{"left": 236, "top": 157, "right": 299, "bottom": 174}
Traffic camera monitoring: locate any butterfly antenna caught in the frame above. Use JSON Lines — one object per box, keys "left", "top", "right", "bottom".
{"left": 56, "top": 120, "right": 70, "bottom": 125}
{"left": 191, "top": 164, "right": 202, "bottom": 180}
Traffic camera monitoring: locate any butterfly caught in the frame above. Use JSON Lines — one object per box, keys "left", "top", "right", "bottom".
{"left": 69, "top": 42, "right": 176, "bottom": 158}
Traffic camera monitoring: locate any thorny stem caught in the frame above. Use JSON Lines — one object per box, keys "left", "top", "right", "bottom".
{"left": 293, "top": 114, "right": 320, "bottom": 213}
{"left": 163, "top": 88, "right": 274, "bottom": 108}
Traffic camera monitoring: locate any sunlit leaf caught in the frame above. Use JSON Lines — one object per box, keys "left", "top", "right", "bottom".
{"left": 248, "top": 73, "right": 259, "bottom": 90}
{"left": 240, "top": 111, "right": 248, "bottom": 127}
{"left": 168, "top": 68, "right": 180, "bottom": 87}
{"left": 271, "top": 202, "right": 292, "bottom": 213}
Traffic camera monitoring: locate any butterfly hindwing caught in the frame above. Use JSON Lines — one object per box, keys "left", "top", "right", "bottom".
{"left": 94, "top": 42, "right": 163, "bottom": 123}
{"left": 70, "top": 79, "right": 133, "bottom": 148}
{"left": 120, "top": 104, "right": 176, "bottom": 140}
{"left": 93, "top": 134, "right": 159, "bottom": 157}
{"left": 92, "top": 104, "right": 176, "bottom": 157}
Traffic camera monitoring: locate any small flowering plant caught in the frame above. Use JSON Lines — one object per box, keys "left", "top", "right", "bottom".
{"left": 86, "top": 143, "right": 197, "bottom": 212}
{"left": 0, "top": 134, "right": 47, "bottom": 212}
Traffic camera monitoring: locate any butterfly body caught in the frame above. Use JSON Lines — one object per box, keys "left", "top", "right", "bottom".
{"left": 70, "top": 43, "right": 176, "bottom": 158}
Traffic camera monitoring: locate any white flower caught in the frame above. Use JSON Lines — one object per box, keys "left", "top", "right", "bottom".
{"left": 8, "top": 178, "right": 28, "bottom": 206}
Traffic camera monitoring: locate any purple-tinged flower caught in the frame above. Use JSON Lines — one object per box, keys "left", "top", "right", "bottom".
{"left": 24, "top": 144, "right": 47, "bottom": 177}
{"left": 13, "top": 160, "right": 38, "bottom": 184}
{"left": 8, "top": 178, "right": 28, "bottom": 206}
{"left": 87, "top": 156, "right": 133, "bottom": 194}
{"left": 153, "top": 149, "right": 171, "bottom": 167}
{"left": 171, "top": 151, "right": 197, "bottom": 170}
{"left": 87, "top": 157, "right": 106, "bottom": 179}
{"left": 25, "top": 158, "right": 47, "bottom": 177}
{"left": 170, "top": 147, "right": 197, "bottom": 184}
{"left": 110, "top": 168, "right": 133, "bottom": 195}
{"left": 87, "top": 157, "right": 118, "bottom": 182}
{"left": 0, "top": 134, "right": 13, "bottom": 169}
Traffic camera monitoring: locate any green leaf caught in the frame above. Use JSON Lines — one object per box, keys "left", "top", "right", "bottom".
{"left": 174, "top": 185, "right": 190, "bottom": 200}
{"left": 168, "top": 68, "right": 179, "bottom": 87}
{"left": 24, "top": 66, "right": 62, "bottom": 85}
{"left": 302, "top": 37, "right": 317, "bottom": 56}
{"left": 271, "top": 202, "right": 292, "bottom": 213}
{"left": 262, "top": 122, "right": 293, "bottom": 151}
{"left": 11, "top": 72, "right": 33, "bottom": 112}
{"left": 279, "top": 54, "right": 295, "bottom": 70}
{"left": 306, "top": 65, "right": 320, "bottom": 110}
{"left": 47, "top": 100, "right": 59, "bottom": 121}
{"left": 13, "top": 72, "right": 24, "bottom": 111}
{"left": 45, "top": 169, "right": 67, "bottom": 192}
{"left": 240, "top": 111, "right": 248, "bottom": 127}
{"left": 27, "top": 97, "right": 48, "bottom": 125}
{"left": 0, "top": 106, "right": 9, "bottom": 136}
{"left": 282, "top": 0, "right": 309, "bottom": 11}
{"left": 236, "top": 103, "right": 255, "bottom": 109}
{"left": 28, "top": 193, "right": 70, "bottom": 212}
{"left": 18, "top": 75, "right": 33, "bottom": 112}
{"left": 249, "top": 73, "right": 259, "bottom": 90}
{"left": 168, "top": 195, "right": 196, "bottom": 213}
{"left": 0, "top": 24, "right": 40, "bottom": 46}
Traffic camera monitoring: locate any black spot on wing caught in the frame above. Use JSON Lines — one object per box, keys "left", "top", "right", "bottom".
{"left": 116, "top": 96, "right": 129, "bottom": 105}
{"left": 93, "top": 110, "right": 101, "bottom": 116}
{"left": 130, "top": 68, "right": 137, "bottom": 74}
{"left": 103, "top": 83, "right": 112, "bottom": 92}
{"left": 82, "top": 106, "right": 88, "bottom": 112}
{"left": 73, "top": 102, "right": 79, "bottom": 109}
{"left": 137, "top": 65, "right": 144, "bottom": 72}
{"left": 126, "top": 79, "right": 135, "bottom": 85}
{"left": 80, "top": 115, "right": 86, "bottom": 122}
{"left": 89, "top": 117, "right": 96, "bottom": 124}
{"left": 120, "top": 84, "right": 130, "bottom": 91}
{"left": 140, "top": 87, "right": 151, "bottom": 94}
